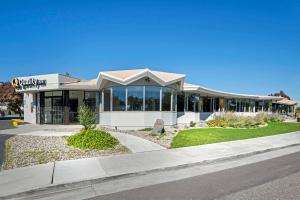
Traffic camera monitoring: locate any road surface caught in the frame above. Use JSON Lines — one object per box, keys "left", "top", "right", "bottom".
{"left": 91, "top": 151, "right": 300, "bottom": 200}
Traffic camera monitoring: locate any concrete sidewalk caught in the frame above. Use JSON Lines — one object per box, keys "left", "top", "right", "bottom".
{"left": 109, "top": 131, "right": 166, "bottom": 153}
{"left": 0, "top": 131, "right": 300, "bottom": 197}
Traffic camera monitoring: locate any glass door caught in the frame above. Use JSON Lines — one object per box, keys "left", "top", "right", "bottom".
{"left": 44, "top": 97, "right": 52, "bottom": 124}
{"left": 52, "top": 97, "right": 63, "bottom": 124}
{"left": 69, "top": 98, "right": 79, "bottom": 123}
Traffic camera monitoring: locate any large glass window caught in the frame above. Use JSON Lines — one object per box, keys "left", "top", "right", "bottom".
{"left": 227, "top": 99, "right": 237, "bottom": 112}
{"left": 177, "top": 94, "right": 185, "bottom": 112}
{"left": 187, "top": 94, "right": 200, "bottom": 112}
{"left": 213, "top": 98, "right": 220, "bottom": 112}
{"left": 172, "top": 92, "right": 177, "bottom": 111}
{"left": 127, "top": 86, "right": 144, "bottom": 111}
{"left": 244, "top": 100, "right": 250, "bottom": 112}
{"left": 162, "top": 88, "right": 172, "bottom": 111}
{"left": 112, "top": 87, "right": 126, "bottom": 111}
{"left": 202, "top": 97, "right": 212, "bottom": 112}
{"left": 84, "top": 91, "right": 97, "bottom": 112}
{"left": 145, "top": 86, "right": 160, "bottom": 111}
{"left": 103, "top": 88, "right": 111, "bottom": 111}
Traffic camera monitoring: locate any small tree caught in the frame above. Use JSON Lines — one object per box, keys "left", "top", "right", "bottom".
{"left": 0, "top": 82, "right": 23, "bottom": 117}
{"left": 78, "top": 104, "right": 96, "bottom": 130}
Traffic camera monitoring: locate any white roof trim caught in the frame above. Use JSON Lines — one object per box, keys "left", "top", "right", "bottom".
{"left": 184, "top": 83, "right": 283, "bottom": 100}
{"left": 97, "top": 68, "right": 186, "bottom": 89}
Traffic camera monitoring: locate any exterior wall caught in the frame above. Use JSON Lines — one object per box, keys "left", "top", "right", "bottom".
{"left": 23, "top": 93, "right": 37, "bottom": 124}
{"left": 177, "top": 112, "right": 200, "bottom": 124}
{"left": 99, "top": 111, "right": 177, "bottom": 130}
{"left": 15, "top": 74, "right": 80, "bottom": 93}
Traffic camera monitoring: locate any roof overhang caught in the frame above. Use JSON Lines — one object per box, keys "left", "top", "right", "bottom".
{"left": 184, "top": 83, "right": 284, "bottom": 100}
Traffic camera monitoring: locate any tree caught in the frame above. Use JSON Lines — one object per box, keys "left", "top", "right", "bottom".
{"left": 269, "top": 90, "right": 291, "bottom": 100}
{"left": 78, "top": 104, "right": 96, "bottom": 130}
{"left": 0, "top": 82, "right": 23, "bottom": 117}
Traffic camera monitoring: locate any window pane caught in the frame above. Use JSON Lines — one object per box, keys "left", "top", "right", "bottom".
{"left": 103, "top": 88, "right": 111, "bottom": 111}
{"left": 213, "top": 98, "right": 219, "bottom": 112}
{"left": 112, "top": 87, "right": 126, "bottom": 111}
{"left": 203, "top": 97, "right": 212, "bottom": 112}
{"left": 145, "top": 86, "right": 160, "bottom": 111}
{"left": 162, "top": 88, "right": 171, "bottom": 111}
{"left": 187, "top": 94, "right": 200, "bottom": 112}
{"left": 177, "top": 94, "right": 185, "bottom": 112}
{"left": 52, "top": 91, "right": 62, "bottom": 96}
{"left": 45, "top": 91, "right": 52, "bottom": 97}
{"left": 228, "top": 99, "right": 237, "bottom": 112}
{"left": 127, "top": 86, "right": 143, "bottom": 111}
{"left": 172, "top": 92, "right": 177, "bottom": 111}
{"left": 84, "top": 91, "right": 97, "bottom": 112}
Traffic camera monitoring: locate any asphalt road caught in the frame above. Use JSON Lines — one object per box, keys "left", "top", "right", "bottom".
{"left": 91, "top": 151, "right": 300, "bottom": 200}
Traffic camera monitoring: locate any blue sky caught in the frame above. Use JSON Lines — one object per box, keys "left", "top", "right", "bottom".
{"left": 1, "top": 0, "right": 299, "bottom": 102}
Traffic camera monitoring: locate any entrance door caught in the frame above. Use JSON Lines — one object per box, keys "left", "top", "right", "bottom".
{"left": 52, "top": 97, "right": 63, "bottom": 124}
{"left": 44, "top": 98, "right": 52, "bottom": 124}
{"left": 69, "top": 99, "right": 79, "bottom": 123}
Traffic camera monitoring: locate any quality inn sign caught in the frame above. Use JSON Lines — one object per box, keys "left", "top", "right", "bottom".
{"left": 12, "top": 78, "right": 47, "bottom": 90}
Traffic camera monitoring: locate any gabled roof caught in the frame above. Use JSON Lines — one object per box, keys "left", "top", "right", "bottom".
{"left": 97, "top": 68, "right": 186, "bottom": 88}
{"left": 274, "top": 98, "right": 298, "bottom": 106}
{"left": 184, "top": 83, "right": 283, "bottom": 100}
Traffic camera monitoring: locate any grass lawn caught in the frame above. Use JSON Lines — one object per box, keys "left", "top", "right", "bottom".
{"left": 171, "top": 122, "right": 300, "bottom": 148}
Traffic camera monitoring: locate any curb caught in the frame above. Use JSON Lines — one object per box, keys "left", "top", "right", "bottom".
{"left": 2, "top": 143, "right": 300, "bottom": 199}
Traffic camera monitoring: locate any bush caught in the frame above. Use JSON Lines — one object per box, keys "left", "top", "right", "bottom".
{"left": 78, "top": 104, "right": 96, "bottom": 130}
{"left": 208, "top": 112, "right": 282, "bottom": 128}
{"left": 67, "top": 130, "right": 119, "bottom": 150}
{"left": 207, "top": 119, "right": 228, "bottom": 128}
{"left": 267, "top": 113, "right": 284, "bottom": 123}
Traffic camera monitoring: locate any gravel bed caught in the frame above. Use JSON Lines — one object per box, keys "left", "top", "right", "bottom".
{"left": 2, "top": 135, "right": 128, "bottom": 170}
{"left": 101, "top": 127, "right": 179, "bottom": 148}
{"left": 127, "top": 130, "right": 177, "bottom": 148}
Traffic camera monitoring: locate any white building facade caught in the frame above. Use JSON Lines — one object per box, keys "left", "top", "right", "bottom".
{"left": 13, "top": 68, "right": 294, "bottom": 129}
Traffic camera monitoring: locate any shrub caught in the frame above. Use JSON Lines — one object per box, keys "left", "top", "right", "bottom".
{"left": 78, "top": 104, "right": 96, "bottom": 130}
{"left": 207, "top": 119, "right": 228, "bottom": 128}
{"left": 67, "top": 129, "right": 119, "bottom": 150}
{"left": 209, "top": 112, "right": 287, "bottom": 129}
{"left": 254, "top": 112, "right": 268, "bottom": 124}
{"left": 267, "top": 113, "right": 284, "bottom": 123}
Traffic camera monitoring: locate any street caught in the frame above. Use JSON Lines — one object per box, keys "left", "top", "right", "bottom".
{"left": 91, "top": 151, "right": 300, "bottom": 200}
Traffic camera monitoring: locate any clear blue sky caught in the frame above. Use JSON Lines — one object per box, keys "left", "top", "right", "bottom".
{"left": 1, "top": 0, "right": 299, "bottom": 102}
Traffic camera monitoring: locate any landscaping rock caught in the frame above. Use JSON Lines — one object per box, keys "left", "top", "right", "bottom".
{"left": 151, "top": 119, "right": 165, "bottom": 136}
{"left": 197, "top": 121, "right": 209, "bottom": 128}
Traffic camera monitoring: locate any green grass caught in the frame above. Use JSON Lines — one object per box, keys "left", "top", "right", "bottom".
{"left": 67, "top": 129, "right": 119, "bottom": 150}
{"left": 171, "top": 122, "right": 300, "bottom": 148}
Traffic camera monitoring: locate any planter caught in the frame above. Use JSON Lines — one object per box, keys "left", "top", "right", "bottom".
{"left": 297, "top": 118, "right": 300, "bottom": 122}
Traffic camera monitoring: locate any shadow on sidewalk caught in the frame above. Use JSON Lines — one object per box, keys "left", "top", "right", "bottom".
{"left": 0, "top": 120, "right": 16, "bottom": 131}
